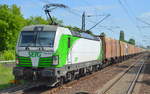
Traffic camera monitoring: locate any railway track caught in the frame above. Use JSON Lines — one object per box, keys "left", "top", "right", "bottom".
{"left": 98, "top": 57, "right": 146, "bottom": 94}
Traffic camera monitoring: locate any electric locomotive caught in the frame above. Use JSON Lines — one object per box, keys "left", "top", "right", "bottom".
{"left": 13, "top": 25, "right": 103, "bottom": 85}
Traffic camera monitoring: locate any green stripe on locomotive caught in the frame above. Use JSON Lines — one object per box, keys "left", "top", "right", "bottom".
{"left": 52, "top": 35, "right": 80, "bottom": 67}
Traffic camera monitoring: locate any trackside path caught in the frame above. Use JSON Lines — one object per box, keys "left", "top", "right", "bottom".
{"left": 134, "top": 53, "right": 150, "bottom": 94}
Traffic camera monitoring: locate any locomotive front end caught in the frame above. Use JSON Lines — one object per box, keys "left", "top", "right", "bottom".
{"left": 13, "top": 25, "right": 59, "bottom": 83}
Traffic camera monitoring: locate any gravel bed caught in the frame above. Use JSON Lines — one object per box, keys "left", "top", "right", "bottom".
{"left": 138, "top": 54, "right": 150, "bottom": 94}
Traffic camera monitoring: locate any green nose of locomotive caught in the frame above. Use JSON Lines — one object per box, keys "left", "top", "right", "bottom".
{"left": 16, "top": 51, "right": 56, "bottom": 68}
{"left": 15, "top": 25, "right": 58, "bottom": 68}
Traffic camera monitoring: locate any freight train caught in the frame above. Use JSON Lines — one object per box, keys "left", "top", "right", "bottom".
{"left": 13, "top": 25, "right": 144, "bottom": 86}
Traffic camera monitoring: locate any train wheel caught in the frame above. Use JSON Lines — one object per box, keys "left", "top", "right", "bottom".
{"left": 71, "top": 73, "right": 75, "bottom": 81}
{"left": 56, "top": 77, "right": 64, "bottom": 87}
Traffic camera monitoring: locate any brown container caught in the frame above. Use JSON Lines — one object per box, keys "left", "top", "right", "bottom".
{"left": 111, "top": 39, "right": 115, "bottom": 57}
{"left": 131, "top": 45, "right": 134, "bottom": 54}
{"left": 120, "top": 41, "right": 125, "bottom": 56}
{"left": 111, "top": 39, "right": 116, "bottom": 58}
{"left": 100, "top": 36, "right": 119, "bottom": 59}
{"left": 128, "top": 44, "right": 132, "bottom": 55}
{"left": 124, "top": 42, "right": 128, "bottom": 55}
{"left": 116, "top": 40, "right": 120, "bottom": 57}
{"left": 105, "top": 37, "right": 112, "bottom": 59}
{"left": 135, "top": 47, "right": 138, "bottom": 53}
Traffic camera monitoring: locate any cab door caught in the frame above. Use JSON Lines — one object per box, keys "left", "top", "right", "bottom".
{"left": 67, "top": 37, "right": 72, "bottom": 64}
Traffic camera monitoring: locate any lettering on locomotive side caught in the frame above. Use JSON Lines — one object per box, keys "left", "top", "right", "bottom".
{"left": 28, "top": 51, "right": 42, "bottom": 57}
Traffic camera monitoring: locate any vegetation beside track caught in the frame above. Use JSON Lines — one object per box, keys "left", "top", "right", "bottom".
{"left": 0, "top": 64, "right": 14, "bottom": 89}
{"left": 0, "top": 50, "right": 15, "bottom": 60}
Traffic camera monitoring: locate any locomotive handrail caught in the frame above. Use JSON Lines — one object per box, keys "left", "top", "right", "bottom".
{"left": 0, "top": 60, "right": 15, "bottom": 64}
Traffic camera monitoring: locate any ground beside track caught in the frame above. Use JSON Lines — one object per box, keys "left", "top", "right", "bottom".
{"left": 133, "top": 54, "right": 150, "bottom": 94}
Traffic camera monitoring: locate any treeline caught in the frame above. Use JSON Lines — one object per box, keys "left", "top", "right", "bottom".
{"left": 119, "top": 30, "right": 135, "bottom": 45}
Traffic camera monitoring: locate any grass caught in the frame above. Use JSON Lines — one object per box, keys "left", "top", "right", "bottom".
{"left": 0, "top": 64, "right": 14, "bottom": 89}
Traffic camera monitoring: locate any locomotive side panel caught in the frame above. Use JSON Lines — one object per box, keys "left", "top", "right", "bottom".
{"left": 68, "top": 37, "right": 102, "bottom": 64}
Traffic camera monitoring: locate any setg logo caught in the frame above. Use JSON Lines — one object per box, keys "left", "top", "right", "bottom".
{"left": 28, "top": 52, "right": 41, "bottom": 57}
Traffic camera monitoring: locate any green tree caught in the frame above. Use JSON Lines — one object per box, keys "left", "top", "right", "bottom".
{"left": 128, "top": 38, "right": 135, "bottom": 45}
{"left": 26, "top": 16, "right": 63, "bottom": 25}
{"left": 119, "top": 30, "right": 125, "bottom": 42}
{"left": 50, "top": 17, "right": 63, "bottom": 25}
{"left": 0, "top": 4, "right": 26, "bottom": 51}
{"left": 0, "top": 20, "right": 9, "bottom": 50}
{"left": 85, "top": 30, "right": 94, "bottom": 35}
{"left": 65, "top": 25, "right": 81, "bottom": 32}
{"left": 100, "top": 32, "right": 106, "bottom": 36}
{"left": 65, "top": 25, "right": 94, "bottom": 35}
{"left": 26, "top": 16, "right": 49, "bottom": 25}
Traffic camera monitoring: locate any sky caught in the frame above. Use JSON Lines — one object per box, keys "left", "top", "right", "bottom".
{"left": 0, "top": 0, "right": 150, "bottom": 47}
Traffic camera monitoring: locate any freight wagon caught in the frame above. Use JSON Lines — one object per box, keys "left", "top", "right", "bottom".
{"left": 100, "top": 35, "right": 143, "bottom": 64}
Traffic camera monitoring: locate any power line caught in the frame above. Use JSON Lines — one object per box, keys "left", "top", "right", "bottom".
{"left": 64, "top": 8, "right": 81, "bottom": 17}
{"left": 117, "top": 0, "right": 142, "bottom": 36}
{"left": 38, "top": 0, "right": 82, "bottom": 18}
{"left": 136, "top": 18, "right": 150, "bottom": 26}
{"left": 122, "top": 0, "right": 142, "bottom": 31}
{"left": 80, "top": 0, "right": 123, "bottom": 39}
{"left": 88, "top": 14, "right": 110, "bottom": 31}
{"left": 118, "top": 0, "right": 135, "bottom": 24}
{"left": 120, "top": 0, "right": 146, "bottom": 47}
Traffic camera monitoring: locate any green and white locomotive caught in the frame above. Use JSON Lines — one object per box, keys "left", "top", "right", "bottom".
{"left": 13, "top": 25, "right": 103, "bottom": 85}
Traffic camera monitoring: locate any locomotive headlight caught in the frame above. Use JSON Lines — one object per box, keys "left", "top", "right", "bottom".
{"left": 52, "top": 56, "right": 59, "bottom": 65}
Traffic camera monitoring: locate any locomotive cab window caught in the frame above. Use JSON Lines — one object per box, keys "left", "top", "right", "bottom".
{"left": 19, "top": 31, "right": 56, "bottom": 47}
{"left": 36, "top": 32, "right": 55, "bottom": 47}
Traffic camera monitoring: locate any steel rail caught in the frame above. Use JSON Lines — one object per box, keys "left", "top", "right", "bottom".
{"left": 99, "top": 58, "right": 145, "bottom": 94}
{"left": 126, "top": 60, "right": 145, "bottom": 94}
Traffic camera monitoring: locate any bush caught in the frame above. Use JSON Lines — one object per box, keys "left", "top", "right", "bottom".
{"left": 0, "top": 50, "right": 15, "bottom": 60}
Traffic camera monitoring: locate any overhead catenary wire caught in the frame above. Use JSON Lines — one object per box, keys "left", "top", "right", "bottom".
{"left": 40, "top": 0, "right": 84, "bottom": 27}
{"left": 88, "top": 20, "right": 120, "bottom": 29}
{"left": 38, "top": 0, "right": 82, "bottom": 20}
{"left": 80, "top": 0, "right": 123, "bottom": 39}
{"left": 136, "top": 18, "right": 150, "bottom": 26}
{"left": 38, "top": 0, "right": 112, "bottom": 31}
{"left": 118, "top": 0, "right": 143, "bottom": 33}
{"left": 122, "top": 0, "right": 143, "bottom": 32}
{"left": 88, "top": 14, "right": 110, "bottom": 31}
{"left": 122, "top": 0, "right": 148, "bottom": 47}
{"left": 117, "top": 0, "right": 144, "bottom": 45}
{"left": 38, "top": 0, "right": 140, "bottom": 35}
{"left": 118, "top": 0, "right": 137, "bottom": 26}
